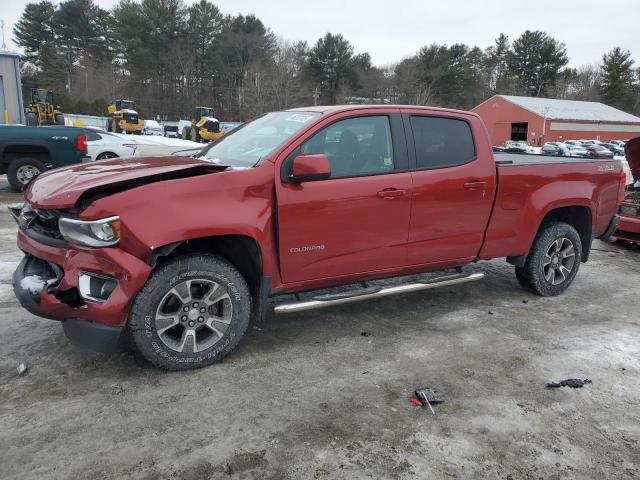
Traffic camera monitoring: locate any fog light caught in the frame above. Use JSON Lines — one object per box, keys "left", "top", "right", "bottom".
{"left": 78, "top": 272, "right": 117, "bottom": 302}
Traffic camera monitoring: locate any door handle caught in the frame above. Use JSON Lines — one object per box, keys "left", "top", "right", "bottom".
{"left": 377, "top": 188, "right": 406, "bottom": 199}
{"left": 463, "top": 180, "right": 488, "bottom": 190}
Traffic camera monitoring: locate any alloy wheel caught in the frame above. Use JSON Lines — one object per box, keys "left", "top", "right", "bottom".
{"left": 155, "top": 279, "right": 232, "bottom": 353}
{"left": 542, "top": 237, "right": 576, "bottom": 285}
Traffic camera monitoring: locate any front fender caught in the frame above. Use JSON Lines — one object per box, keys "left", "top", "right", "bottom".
{"left": 80, "top": 162, "right": 280, "bottom": 279}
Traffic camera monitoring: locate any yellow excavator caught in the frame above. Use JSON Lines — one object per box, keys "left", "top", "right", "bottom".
{"left": 25, "top": 89, "right": 65, "bottom": 126}
{"left": 182, "top": 107, "right": 224, "bottom": 143}
{"left": 106, "top": 99, "right": 144, "bottom": 134}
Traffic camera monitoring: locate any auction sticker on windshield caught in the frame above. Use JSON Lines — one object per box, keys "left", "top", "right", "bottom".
{"left": 286, "top": 114, "right": 315, "bottom": 123}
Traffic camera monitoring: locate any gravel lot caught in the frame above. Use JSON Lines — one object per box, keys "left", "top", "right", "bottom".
{"left": 0, "top": 176, "right": 639, "bottom": 479}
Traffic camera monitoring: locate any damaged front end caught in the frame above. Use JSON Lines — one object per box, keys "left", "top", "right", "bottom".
{"left": 10, "top": 203, "right": 152, "bottom": 353}
{"left": 615, "top": 138, "right": 640, "bottom": 244}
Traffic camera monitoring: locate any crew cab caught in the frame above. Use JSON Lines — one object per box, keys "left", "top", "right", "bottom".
{"left": 11, "top": 105, "right": 625, "bottom": 370}
{"left": 0, "top": 125, "right": 89, "bottom": 191}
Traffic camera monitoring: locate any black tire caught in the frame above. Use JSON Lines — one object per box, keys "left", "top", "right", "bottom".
{"left": 96, "top": 152, "right": 119, "bottom": 160}
{"left": 127, "top": 254, "right": 251, "bottom": 370}
{"left": 515, "top": 222, "right": 582, "bottom": 296}
{"left": 7, "top": 157, "right": 46, "bottom": 192}
{"left": 54, "top": 113, "right": 65, "bottom": 125}
{"left": 190, "top": 126, "right": 201, "bottom": 143}
{"left": 26, "top": 112, "right": 38, "bottom": 127}
{"left": 182, "top": 126, "right": 191, "bottom": 141}
{"left": 112, "top": 118, "right": 121, "bottom": 133}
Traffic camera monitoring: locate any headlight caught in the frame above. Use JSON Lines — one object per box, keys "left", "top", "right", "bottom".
{"left": 58, "top": 215, "right": 121, "bottom": 247}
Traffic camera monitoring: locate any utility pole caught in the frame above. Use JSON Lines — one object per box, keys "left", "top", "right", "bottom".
{"left": 312, "top": 86, "right": 319, "bottom": 106}
{"left": 1, "top": 20, "right": 7, "bottom": 51}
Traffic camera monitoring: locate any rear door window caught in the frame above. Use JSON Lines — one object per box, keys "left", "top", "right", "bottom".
{"left": 410, "top": 116, "right": 475, "bottom": 169}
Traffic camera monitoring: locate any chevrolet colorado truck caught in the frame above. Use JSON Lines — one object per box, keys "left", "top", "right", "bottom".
{"left": 615, "top": 137, "right": 640, "bottom": 244}
{"left": 11, "top": 105, "right": 625, "bottom": 370}
{"left": 0, "top": 125, "right": 89, "bottom": 191}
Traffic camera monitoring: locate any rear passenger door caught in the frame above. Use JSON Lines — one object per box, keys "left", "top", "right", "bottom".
{"left": 276, "top": 112, "right": 412, "bottom": 284}
{"left": 403, "top": 111, "right": 496, "bottom": 266}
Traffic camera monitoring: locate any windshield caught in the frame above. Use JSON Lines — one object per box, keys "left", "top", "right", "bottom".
{"left": 199, "top": 111, "right": 320, "bottom": 167}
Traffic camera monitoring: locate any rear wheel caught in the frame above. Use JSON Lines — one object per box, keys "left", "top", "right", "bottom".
{"left": 54, "top": 113, "right": 65, "bottom": 125}
{"left": 96, "top": 152, "right": 119, "bottom": 160}
{"left": 515, "top": 222, "right": 582, "bottom": 296}
{"left": 7, "top": 157, "right": 46, "bottom": 192}
{"left": 127, "top": 254, "right": 251, "bottom": 370}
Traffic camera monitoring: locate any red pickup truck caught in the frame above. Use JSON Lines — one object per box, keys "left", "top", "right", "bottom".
{"left": 12, "top": 105, "right": 625, "bottom": 370}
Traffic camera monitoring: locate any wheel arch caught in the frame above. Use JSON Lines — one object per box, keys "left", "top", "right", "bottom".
{"left": 508, "top": 204, "right": 593, "bottom": 267}
{"left": 152, "top": 234, "right": 264, "bottom": 296}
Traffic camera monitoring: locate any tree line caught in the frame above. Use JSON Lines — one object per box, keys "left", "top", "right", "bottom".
{"left": 13, "top": 0, "right": 640, "bottom": 121}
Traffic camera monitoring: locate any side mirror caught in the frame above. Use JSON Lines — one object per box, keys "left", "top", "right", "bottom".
{"left": 290, "top": 154, "right": 331, "bottom": 183}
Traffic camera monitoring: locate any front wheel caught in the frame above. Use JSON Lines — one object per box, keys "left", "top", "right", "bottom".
{"left": 515, "top": 222, "right": 582, "bottom": 296}
{"left": 127, "top": 254, "right": 251, "bottom": 370}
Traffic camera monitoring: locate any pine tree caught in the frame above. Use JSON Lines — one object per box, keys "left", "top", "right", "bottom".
{"left": 12, "top": 1, "right": 56, "bottom": 65}
{"left": 306, "top": 33, "right": 354, "bottom": 104}
{"left": 600, "top": 47, "right": 635, "bottom": 111}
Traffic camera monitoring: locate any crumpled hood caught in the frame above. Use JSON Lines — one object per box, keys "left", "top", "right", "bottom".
{"left": 625, "top": 137, "right": 640, "bottom": 182}
{"left": 26, "top": 156, "right": 227, "bottom": 209}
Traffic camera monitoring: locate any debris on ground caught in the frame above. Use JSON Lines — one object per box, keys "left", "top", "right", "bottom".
{"left": 360, "top": 331, "right": 372, "bottom": 337}
{"left": 413, "top": 388, "right": 444, "bottom": 415}
{"left": 16, "top": 363, "right": 28, "bottom": 376}
{"left": 547, "top": 378, "right": 592, "bottom": 388}
{"left": 409, "top": 398, "right": 422, "bottom": 407}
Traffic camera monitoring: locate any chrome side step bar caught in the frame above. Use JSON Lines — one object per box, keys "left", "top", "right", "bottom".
{"left": 273, "top": 272, "right": 485, "bottom": 314}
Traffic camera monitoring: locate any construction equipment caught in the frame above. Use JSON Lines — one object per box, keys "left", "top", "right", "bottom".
{"left": 181, "top": 106, "right": 224, "bottom": 143}
{"left": 25, "top": 89, "right": 65, "bottom": 127}
{"left": 106, "top": 99, "right": 143, "bottom": 134}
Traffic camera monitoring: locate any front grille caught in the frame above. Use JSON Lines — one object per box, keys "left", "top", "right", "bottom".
{"left": 620, "top": 204, "right": 639, "bottom": 217}
{"left": 26, "top": 208, "right": 64, "bottom": 241}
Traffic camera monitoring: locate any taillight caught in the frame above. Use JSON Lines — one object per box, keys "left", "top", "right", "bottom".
{"left": 618, "top": 170, "right": 627, "bottom": 205}
{"left": 76, "top": 134, "right": 88, "bottom": 153}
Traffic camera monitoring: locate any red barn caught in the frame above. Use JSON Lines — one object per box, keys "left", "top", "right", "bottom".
{"left": 472, "top": 95, "right": 640, "bottom": 146}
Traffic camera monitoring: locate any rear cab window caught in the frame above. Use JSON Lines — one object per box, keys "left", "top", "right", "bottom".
{"left": 408, "top": 115, "right": 476, "bottom": 169}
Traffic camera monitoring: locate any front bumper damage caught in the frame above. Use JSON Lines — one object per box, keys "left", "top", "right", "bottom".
{"left": 13, "top": 228, "right": 152, "bottom": 353}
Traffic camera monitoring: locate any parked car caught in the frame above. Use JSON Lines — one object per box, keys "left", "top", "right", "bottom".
{"left": 586, "top": 144, "right": 615, "bottom": 159}
{"left": 12, "top": 105, "right": 624, "bottom": 370}
{"left": 0, "top": 125, "right": 89, "bottom": 191}
{"left": 566, "top": 145, "right": 589, "bottom": 157}
{"left": 610, "top": 140, "right": 626, "bottom": 147}
{"left": 564, "top": 140, "right": 582, "bottom": 147}
{"left": 142, "top": 119, "right": 164, "bottom": 136}
{"left": 503, "top": 140, "right": 528, "bottom": 153}
{"left": 615, "top": 137, "right": 640, "bottom": 243}
{"left": 601, "top": 143, "right": 625, "bottom": 156}
{"left": 163, "top": 125, "right": 180, "bottom": 138}
{"left": 541, "top": 144, "right": 570, "bottom": 156}
{"left": 85, "top": 129, "right": 138, "bottom": 160}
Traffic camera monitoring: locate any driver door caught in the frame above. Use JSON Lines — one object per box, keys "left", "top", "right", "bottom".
{"left": 275, "top": 112, "right": 412, "bottom": 285}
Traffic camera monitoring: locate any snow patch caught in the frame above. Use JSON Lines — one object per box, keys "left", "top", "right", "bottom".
{"left": 20, "top": 275, "right": 46, "bottom": 295}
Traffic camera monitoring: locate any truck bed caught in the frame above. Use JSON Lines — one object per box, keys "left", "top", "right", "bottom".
{"left": 479, "top": 153, "right": 623, "bottom": 261}
{"left": 494, "top": 152, "right": 615, "bottom": 166}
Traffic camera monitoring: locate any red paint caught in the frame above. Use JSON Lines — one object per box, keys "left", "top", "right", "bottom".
{"left": 19, "top": 105, "right": 623, "bottom": 327}
{"left": 616, "top": 137, "right": 640, "bottom": 243}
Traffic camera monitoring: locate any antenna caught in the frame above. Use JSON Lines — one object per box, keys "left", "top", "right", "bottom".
{"left": 0, "top": 20, "right": 6, "bottom": 50}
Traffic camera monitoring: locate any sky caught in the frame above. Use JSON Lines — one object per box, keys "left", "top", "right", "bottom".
{"left": 1, "top": 0, "right": 639, "bottom": 67}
